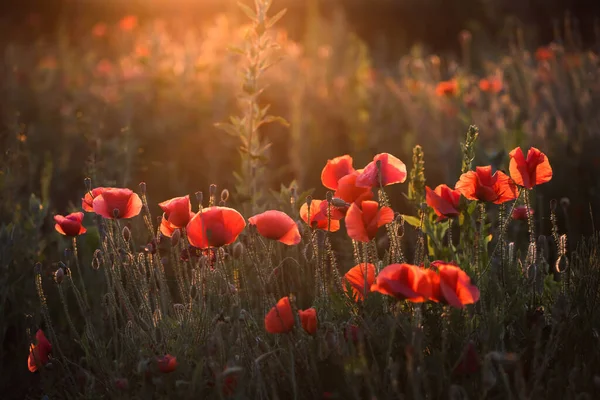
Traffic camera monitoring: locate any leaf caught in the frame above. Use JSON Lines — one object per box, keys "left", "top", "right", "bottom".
{"left": 237, "top": 2, "right": 257, "bottom": 21}
{"left": 227, "top": 45, "right": 245, "bottom": 55}
{"left": 401, "top": 215, "right": 421, "bottom": 228}
{"left": 260, "top": 115, "right": 290, "bottom": 128}
{"left": 215, "top": 122, "right": 240, "bottom": 137}
{"left": 266, "top": 8, "right": 287, "bottom": 29}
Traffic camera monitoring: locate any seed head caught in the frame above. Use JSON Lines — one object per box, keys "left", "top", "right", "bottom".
{"left": 54, "top": 267, "right": 65, "bottom": 284}
{"left": 84, "top": 177, "right": 92, "bottom": 192}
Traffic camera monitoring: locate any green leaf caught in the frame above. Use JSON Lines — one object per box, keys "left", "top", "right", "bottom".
{"left": 261, "top": 115, "right": 290, "bottom": 128}
{"left": 401, "top": 215, "right": 421, "bottom": 228}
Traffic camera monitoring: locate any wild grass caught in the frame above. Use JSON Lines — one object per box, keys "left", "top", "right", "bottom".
{"left": 1, "top": 0, "right": 600, "bottom": 399}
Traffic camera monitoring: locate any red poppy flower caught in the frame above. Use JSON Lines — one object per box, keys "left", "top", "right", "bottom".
{"left": 92, "top": 188, "right": 143, "bottom": 219}
{"left": 344, "top": 263, "right": 376, "bottom": 301}
{"left": 92, "top": 22, "right": 107, "bottom": 37}
{"left": 356, "top": 153, "right": 407, "bottom": 188}
{"left": 265, "top": 296, "right": 295, "bottom": 334}
{"left": 479, "top": 78, "right": 502, "bottom": 93}
{"left": 298, "top": 308, "right": 318, "bottom": 335}
{"left": 54, "top": 212, "right": 86, "bottom": 236}
{"left": 186, "top": 207, "right": 246, "bottom": 249}
{"left": 119, "top": 15, "right": 138, "bottom": 31}
{"left": 535, "top": 46, "right": 554, "bottom": 61}
{"left": 508, "top": 147, "right": 553, "bottom": 189}
{"left": 321, "top": 155, "right": 355, "bottom": 190}
{"left": 435, "top": 79, "right": 458, "bottom": 97}
{"left": 453, "top": 341, "right": 481, "bottom": 375}
{"left": 427, "top": 261, "right": 480, "bottom": 308}
{"left": 300, "top": 200, "right": 341, "bottom": 232}
{"left": 159, "top": 195, "right": 193, "bottom": 228}
{"left": 455, "top": 166, "right": 518, "bottom": 204}
{"left": 425, "top": 184, "right": 461, "bottom": 221}
{"left": 512, "top": 205, "right": 534, "bottom": 221}
{"left": 334, "top": 171, "right": 374, "bottom": 206}
{"left": 370, "top": 263, "right": 432, "bottom": 302}
{"left": 248, "top": 210, "right": 301, "bottom": 245}
{"left": 318, "top": 199, "right": 346, "bottom": 220}
{"left": 28, "top": 329, "right": 52, "bottom": 372}
{"left": 157, "top": 354, "right": 177, "bottom": 373}
{"left": 82, "top": 187, "right": 107, "bottom": 212}
{"left": 345, "top": 201, "right": 394, "bottom": 242}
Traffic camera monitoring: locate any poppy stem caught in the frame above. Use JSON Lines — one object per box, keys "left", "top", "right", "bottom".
{"left": 524, "top": 189, "right": 536, "bottom": 247}
{"left": 362, "top": 242, "right": 369, "bottom": 299}
{"left": 447, "top": 218, "right": 454, "bottom": 260}
{"left": 71, "top": 237, "right": 90, "bottom": 309}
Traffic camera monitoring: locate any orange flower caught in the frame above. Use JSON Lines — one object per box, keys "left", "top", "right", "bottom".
{"left": 334, "top": 171, "right": 374, "bottom": 206}
{"left": 512, "top": 205, "right": 533, "bottom": 221}
{"left": 248, "top": 210, "right": 301, "bottom": 245}
{"left": 298, "top": 308, "right": 317, "bottom": 335}
{"left": 54, "top": 212, "right": 86, "bottom": 236}
{"left": 186, "top": 207, "right": 246, "bottom": 249}
{"left": 508, "top": 147, "right": 553, "bottom": 189}
{"left": 321, "top": 155, "right": 355, "bottom": 190}
{"left": 119, "top": 15, "right": 138, "bottom": 31}
{"left": 535, "top": 46, "right": 554, "bottom": 61}
{"left": 455, "top": 166, "right": 518, "bottom": 204}
{"left": 157, "top": 354, "right": 177, "bottom": 373}
{"left": 345, "top": 201, "right": 394, "bottom": 242}
{"left": 436, "top": 80, "right": 458, "bottom": 97}
{"left": 299, "top": 199, "right": 341, "bottom": 232}
{"left": 28, "top": 329, "right": 52, "bottom": 372}
{"left": 370, "top": 263, "right": 432, "bottom": 302}
{"left": 479, "top": 78, "right": 502, "bottom": 93}
{"left": 427, "top": 261, "right": 480, "bottom": 308}
{"left": 425, "top": 184, "right": 461, "bottom": 221}
{"left": 92, "top": 188, "right": 143, "bottom": 219}
{"left": 356, "top": 153, "right": 407, "bottom": 188}
{"left": 265, "top": 296, "right": 295, "bottom": 333}
{"left": 344, "top": 263, "right": 376, "bottom": 301}
{"left": 159, "top": 195, "right": 193, "bottom": 228}
{"left": 92, "top": 22, "right": 107, "bottom": 37}
{"left": 82, "top": 188, "right": 107, "bottom": 212}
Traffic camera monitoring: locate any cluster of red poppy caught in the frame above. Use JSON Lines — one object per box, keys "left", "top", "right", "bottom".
{"left": 426, "top": 147, "right": 552, "bottom": 221}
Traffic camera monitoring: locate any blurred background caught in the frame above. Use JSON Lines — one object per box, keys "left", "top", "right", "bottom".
{"left": 1, "top": 2, "right": 600, "bottom": 394}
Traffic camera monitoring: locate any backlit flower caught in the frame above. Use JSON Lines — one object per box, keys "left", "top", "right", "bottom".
{"left": 321, "top": 155, "right": 355, "bottom": 190}
{"left": 92, "top": 188, "right": 143, "bottom": 219}
{"left": 436, "top": 79, "right": 458, "bottom": 97}
{"left": 479, "top": 78, "right": 502, "bottom": 93}
{"left": 82, "top": 187, "right": 107, "bottom": 212}
{"left": 370, "top": 263, "right": 432, "bottom": 302}
{"left": 427, "top": 261, "right": 480, "bottom": 308}
{"left": 425, "top": 184, "right": 461, "bottom": 221}
{"left": 300, "top": 199, "right": 341, "bottom": 232}
{"left": 455, "top": 166, "right": 518, "bottom": 204}
{"left": 344, "top": 263, "right": 376, "bottom": 301}
{"left": 159, "top": 195, "right": 193, "bottom": 228}
{"left": 54, "top": 212, "right": 86, "bottom": 236}
{"left": 265, "top": 296, "right": 295, "bottom": 334}
{"left": 512, "top": 205, "right": 534, "bottom": 221}
{"left": 298, "top": 308, "right": 317, "bottom": 335}
{"left": 119, "top": 15, "right": 138, "bottom": 31}
{"left": 334, "top": 171, "right": 374, "bottom": 206}
{"left": 28, "top": 329, "right": 52, "bottom": 373}
{"left": 535, "top": 46, "right": 554, "bottom": 61}
{"left": 249, "top": 210, "right": 301, "bottom": 245}
{"left": 345, "top": 201, "right": 394, "bottom": 242}
{"left": 356, "top": 153, "right": 407, "bottom": 188}
{"left": 92, "top": 22, "right": 107, "bottom": 37}
{"left": 508, "top": 147, "right": 553, "bottom": 189}
{"left": 186, "top": 207, "right": 246, "bottom": 249}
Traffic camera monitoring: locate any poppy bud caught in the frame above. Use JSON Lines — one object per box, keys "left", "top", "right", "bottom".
{"left": 305, "top": 196, "right": 312, "bottom": 208}
{"left": 171, "top": 229, "right": 181, "bottom": 247}
{"left": 195, "top": 191, "right": 203, "bottom": 207}
{"left": 209, "top": 184, "right": 217, "bottom": 196}
{"left": 459, "top": 29, "right": 472, "bottom": 44}
{"left": 330, "top": 197, "right": 350, "bottom": 208}
{"left": 555, "top": 255, "right": 569, "bottom": 273}
{"left": 560, "top": 197, "right": 570, "bottom": 209}
{"left": 220, "top": 189, "right": 229, "bottom": 203}
{"left": 326, "top": 191, "right": 333, "bottom": 202}
{"left": 139, "top": 182, "right": 147, "bottom": 195}
{"left": 508, "top": 242, "right": 515, "bottom": 263}
{"left": 122, "top": 226, "right": 131, "bottom": 242}
{"left": 34, "top": 262, "right": 42, "bottom": 275}
{"left": 54, "top": 267, "right": 65, "bottom": 284}
{"left": 84, "top": 177, "right": 92, "bottom": 192}
{"left": 114, "top": 378, "right": 129, "bottom": 391}
{"left": 63, "top": 248, "right": 72, "bottom": 259}
{"left": 113, "top": 208, "right": 120, "bottom": 218}
{"left": 232, "top": 242, "right": 244, "bottom": 259}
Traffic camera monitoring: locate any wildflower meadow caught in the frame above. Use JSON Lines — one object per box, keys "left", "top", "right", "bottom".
{"left": 2, "top": 0, "right": 600, "bottom": 399}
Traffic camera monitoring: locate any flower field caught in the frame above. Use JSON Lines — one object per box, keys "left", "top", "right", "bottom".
{"left": 2, "top": 1, "right": 600, "bottom": 399}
